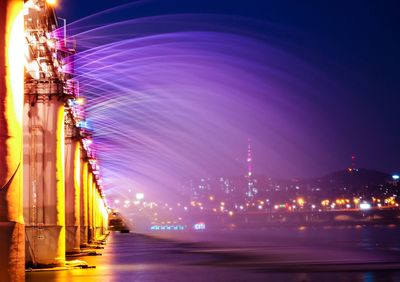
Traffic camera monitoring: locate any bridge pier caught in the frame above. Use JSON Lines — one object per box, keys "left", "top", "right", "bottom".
{"left": 93, "top": 184, "right": 99, "bottom": 240}
{"left": 80, "top": 159, "right": 89, "bottom": 247}
{"left": 23, "top": 0, "right": 71, "bottom": 268}
{"left": 23, "top": 93, "right": 66, "bottom": 267}
{"left": 0, "top": 1, "right": 25, "bottom": 281}
{"left": 88, "top": 172, "right": 94, "bottom": 243}
{"left": 65, "top": 112, "right": 81, "bottom": 253}
{"left": 94, "top": 185, "right": 105, "bottom": 240}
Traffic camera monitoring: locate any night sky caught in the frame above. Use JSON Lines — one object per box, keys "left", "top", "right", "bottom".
{"left": 55, "top": 0, "right": 399, "bottom": 200}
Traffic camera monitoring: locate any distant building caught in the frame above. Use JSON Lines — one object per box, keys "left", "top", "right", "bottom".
{"left": 245, "top": 139, "right": 258, "bottom": 200}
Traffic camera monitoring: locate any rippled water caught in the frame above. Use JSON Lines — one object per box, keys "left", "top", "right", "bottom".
{"left": 27, "top": 225, "right": 400, "bottom": 282}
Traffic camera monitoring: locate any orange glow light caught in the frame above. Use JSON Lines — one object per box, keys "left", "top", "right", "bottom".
{"left": 46, "top": 0, "right": 57, "bottom": 6}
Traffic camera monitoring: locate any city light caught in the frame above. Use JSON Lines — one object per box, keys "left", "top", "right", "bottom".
{"left": 193, "top": 222, "right": 206, "bottom": 230}
{"left": 393, "top": 174, "right": 399, "bottom": 180}
{"left": 360, "top": 203, "right": 371, "bottom": 210}
{"left": 297, "top": 197, "right": 305, "bottom": 206}
{"left": 321, "top": 200, "right": 329, "bottom": 206}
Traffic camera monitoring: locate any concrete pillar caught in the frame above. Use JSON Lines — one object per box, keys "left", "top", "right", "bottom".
{"left": 90, "top": 174, "right": 95, "bottom": 241}
{"left": 79, "top": 159, "right": 88, "bottom": 247}
{"left": 104, "top": 201, "right": 109, "bottom": 233}
{"left": 94, "top": 186, "right": 101, "bottom": 240}
{"left": 65, "top": 114, "right": 80, "bottom": 253}
{"left": 96, "top": 186, "right": 101, "bottom": 240}
{"left": 23, "top": 90, "right": 66, "bottom": 267}
{"left": 102, "top": 200, "right": 108, "bottom": 235}
{"left": 87, "top": 172, "right": 94, "bottom": 243}
{"left": 93, "top": 178, "right": 98, "bottom": 240}
{"left": 93, "top": 185, "right": 97, "bottom": 240}
{"left": 0, "top": 0, "right": 25, "bottom": 280}
{"left": 97, "top": 193, "right": 103, "bottom": 236}
{"left": 99, "top": 190, "right": 103, "bottom": 237}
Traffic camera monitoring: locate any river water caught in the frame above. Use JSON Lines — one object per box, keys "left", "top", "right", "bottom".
{"left": 26, "top": 225, "right": 400, "bottom": 281}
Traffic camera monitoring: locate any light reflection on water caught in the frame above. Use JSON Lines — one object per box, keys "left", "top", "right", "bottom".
{"left": 27, "top": 225, "right": 400, "bottom": 282}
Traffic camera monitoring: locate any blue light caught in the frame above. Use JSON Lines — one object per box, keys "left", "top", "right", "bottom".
{"left": 150, "top": 224, "right": 186, "bottom": 231}
{"left": 392, "top": 174, "right": 399, "bottom": 180}
{"left": 77, "top": 120, "right": 93, "bottom": 130}
{"left": 193, "top": 222, "right": 206, "bottom": 230}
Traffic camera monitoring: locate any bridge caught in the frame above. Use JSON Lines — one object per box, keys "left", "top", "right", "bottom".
{"left": 1, "top": 1, "right": 108, "bottom": 281}
{"left": 210, "top": 208, "right": 400, "bottom": 228}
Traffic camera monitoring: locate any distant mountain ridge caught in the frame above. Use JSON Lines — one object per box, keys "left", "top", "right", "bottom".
{"left": 316, "top": 169, "right": 391, "bottom": 186}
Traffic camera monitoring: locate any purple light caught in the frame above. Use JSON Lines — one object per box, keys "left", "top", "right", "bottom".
{"left": 67, "top": 11, "right": 351, "bottom": 203}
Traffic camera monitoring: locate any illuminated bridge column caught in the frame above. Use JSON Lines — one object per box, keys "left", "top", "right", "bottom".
{"left": 101, "top": 196, "right": 108, "bottom": 236}
{"left": 23, "top": 83, "right": 66, "bottom": 267}
{"left": 90, "top": 174, "right": 96, "bottom": 241}
{"left": 0, "top": 0, "right": 25, "bottom": 280}
{"left": 93, "top": 185, "right": 99, "bottom": 240}
{"left": 79, "top": 159, "right": 89, "bottom": 247}
{"left": 94, "top": 186, "right": 104, "bottom": 239}
{"left": 99, "top": 190, "right": 106, "bottom": 237}
{"left": 64, "top": 113, "right": 80, "bottom": 253}
{"left": 102, "top": 200, "right": 109, "bottom": 235}
{"left": 98, "top": 195, "right": 104, "bottom": 236}
{"left": 87, "top": 172, "right": 94, "bottom": 243}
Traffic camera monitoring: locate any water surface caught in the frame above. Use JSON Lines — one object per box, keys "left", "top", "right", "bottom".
{"left": 27, "top": 225, "right": 400, "bottom": 282}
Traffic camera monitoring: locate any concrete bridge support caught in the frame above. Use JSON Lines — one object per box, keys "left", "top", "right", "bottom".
{"left": 23, "top": 89, "right": 66, "bottom": 267}
{"left": 65, "top": 114, "right": 80, "bottom": 253}
{"left": 93, "top": 185, "right": 98, "bottom": 240}
{"left": 97, "top": 193, "right": 103, "bottom": 237}
{"left": 0, "top": 0, "right": 25, "bottom": 280}
{"left": 87, "top": 172, "right": 94, "bottom": 243}
{"left": 94, "top": 186, "right": 103, "bottom": 240}
{"left": 93, "top": 187, "right": 108, "bottom": 239}
{"left": 101, "top": 200, "right": 109, "bottom": 235}
{"left": 92, "top": 176, "right": 97, "bottom": 239}
{"left": 80, "top": 159, "right": 89, "bottom": 247}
